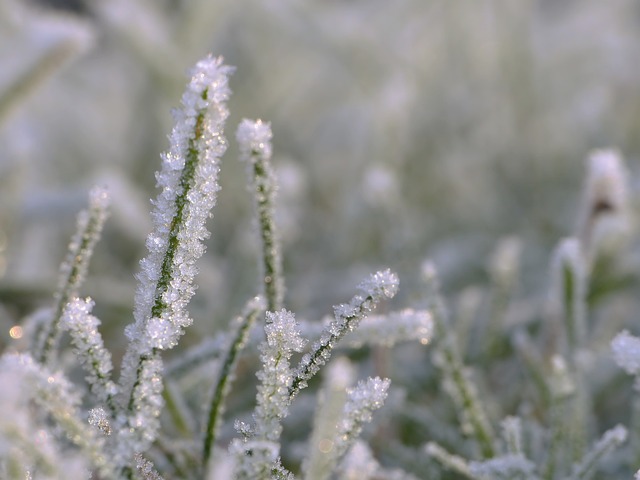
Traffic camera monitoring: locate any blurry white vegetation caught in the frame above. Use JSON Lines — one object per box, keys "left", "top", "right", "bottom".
{"left": 2, "top": 0, "right": 640, "bottom": 479}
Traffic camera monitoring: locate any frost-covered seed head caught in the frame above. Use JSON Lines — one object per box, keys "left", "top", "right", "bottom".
{"left": 357, "top": 269, "right": 399, "bottom": 300}
{"left": 237, "top": 119, "right": 273, "bottom": 160}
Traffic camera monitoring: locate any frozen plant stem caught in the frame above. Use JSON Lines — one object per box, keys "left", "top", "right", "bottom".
{"left": 37, "top": 186, "right": 110, "bottom": 366}
{"left": 202, "top": 296, "right": 265, "bottom": 472}
{"left": 231, "top": 309, "right": 306, "bottom": 479}
{"left": 118, "top": 55, "right": 232, "bottom": 467}
{"left": 422, "top": 262, "right": 496, "bottom": 458}
{"left": 289, "top": 269, "right": 399, "bottom": 401}
{"left": 237, "top": 119, "right": 284, "bottom": 312}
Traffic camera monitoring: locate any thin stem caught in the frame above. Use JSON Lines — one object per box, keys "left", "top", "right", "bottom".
{"left": 37, "top": 187, "right": 110, "bottom": 366}
{"left": 201, "top": 296, "right": 264, "bottom": 472}
{"left": 237, "top": 119, "right": 283, "bottom": 312}
{"left": 423, "top": 263, "right": 496, "bottom": 459}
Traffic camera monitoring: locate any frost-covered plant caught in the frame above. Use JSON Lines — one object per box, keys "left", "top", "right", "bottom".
{"left": 0, "top": 53, "right": 431, "bottom": 479}
{"left": 4, "top": 3, "right": 640, "bottom": 479}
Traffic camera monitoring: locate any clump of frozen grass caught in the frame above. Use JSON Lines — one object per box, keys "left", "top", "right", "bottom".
{"left": 3, "top": 46, "right": 640, "bottom": 480}
{"left": 0, "top": 52, "right": 425, "bottom": 479}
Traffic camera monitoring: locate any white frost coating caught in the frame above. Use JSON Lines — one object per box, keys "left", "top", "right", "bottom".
{"left": 291, "top": 270, "right": 399, "bottom": 399}
{"left": 127, "top": 54, "right": 233, "bottom": 355}
{"left": 88, "top": 407, "right": 112, "bottom": 436}
{"left": 56, "top": 186, "right": 111, "bottom": 305}
{"left": 117, "top": 55, "right": 232, "bottom": 458}
{"left": 612, "top": 330, "right": 640, "bottom": 376}
{"left": 61, "top": 298, "right": 117, "bottom": 407}
{"left": 357, "top": 269, "right": 399, "bottom": 300}
{"left": 236, "top": 118, "right": 284, "bottom": 312}
{"left": 38, "top": 186, "right": 111, "bottom": 365}
{"left": 232, "top": 310, "right": 305, "bottom": 479}
{"left": 255, "top": 310, "right": 306, "bottom": 440}
{"left": 135, "top": 453, "right": 165, "bottom": 480}
{"left": 237, "top": 118, "right": 273, "bottom": 160}
{"left": 0, "top": 353, "right": 112, "bottom": 476}
{"left": 334, "top": 377, "right": 390, "bottom": 462}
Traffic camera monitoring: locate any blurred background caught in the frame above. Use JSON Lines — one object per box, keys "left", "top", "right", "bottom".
{"left": 2, "top": 0, "right": 640, "bottom": 347}
{"left": 2, "top": 0, "right": 640, "bottom": 355}
{"left": 3, "top": 0, "right": 640, "bottom": 476}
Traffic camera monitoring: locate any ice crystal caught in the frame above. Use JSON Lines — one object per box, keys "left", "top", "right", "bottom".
{"left": 88, "top": 407, "right": 112, "bottom": 436}
{"left": 135, "top": 453, "right": 165, "bottom": 480}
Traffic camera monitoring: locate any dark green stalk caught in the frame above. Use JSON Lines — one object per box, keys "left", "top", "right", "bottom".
{"left": 252, "top": 157, "right": 282, "bottom": 312}
{"left": 201, "top": 298, "right": 263, "bottom": 472}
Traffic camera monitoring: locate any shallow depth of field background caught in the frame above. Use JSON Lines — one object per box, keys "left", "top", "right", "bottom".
{"left": 1, "top": 1, "right": 640, "bottom": 476}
